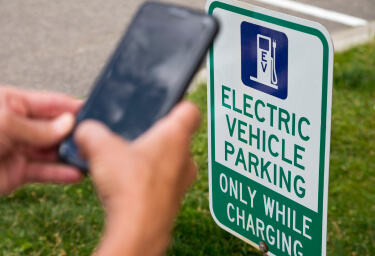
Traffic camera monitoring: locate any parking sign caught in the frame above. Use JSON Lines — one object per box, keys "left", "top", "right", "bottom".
{"left": 207, "top": 0, "right": 333, "bottom": 255}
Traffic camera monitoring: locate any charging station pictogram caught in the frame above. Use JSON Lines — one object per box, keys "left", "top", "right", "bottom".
{"left": 241, "top": 22, "right": 288, "bottom": 100}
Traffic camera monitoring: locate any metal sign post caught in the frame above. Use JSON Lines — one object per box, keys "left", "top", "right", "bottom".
{"left": 206, "top": 0, "right": 333, "bottom": 255}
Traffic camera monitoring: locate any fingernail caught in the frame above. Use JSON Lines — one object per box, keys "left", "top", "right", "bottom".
{"left": 53, "top": 113, "right": 75, "bottom": 135}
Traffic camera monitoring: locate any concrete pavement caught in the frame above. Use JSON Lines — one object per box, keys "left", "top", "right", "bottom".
{"left": 0, "top": 0, "right": 374, "bottom": 96}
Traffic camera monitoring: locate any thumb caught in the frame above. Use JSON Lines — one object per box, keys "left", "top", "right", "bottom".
{"left": 74, "top": 120, "right": 127, "bottom": 161}
{"left": 74, "top": 120, "right": 130, "bottom": 199}
{"left": 2, "top": 111, "right": 75, "bottom": 147}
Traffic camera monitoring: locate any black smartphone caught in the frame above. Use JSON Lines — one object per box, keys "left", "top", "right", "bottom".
{"left": 58, "top": 2, "right": 218, "bottom": 172}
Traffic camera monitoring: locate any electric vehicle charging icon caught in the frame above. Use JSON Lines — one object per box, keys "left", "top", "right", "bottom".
{"left": 250, "top": 34, "right": 278, "bottom": 89}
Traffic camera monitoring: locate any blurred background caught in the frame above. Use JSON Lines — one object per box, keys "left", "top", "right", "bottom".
{"left": 0, "top": 0, "right": 373, "bottom": 96}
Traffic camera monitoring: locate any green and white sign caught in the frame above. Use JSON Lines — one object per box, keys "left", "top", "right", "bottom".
{"left": 206, "top": 0, "right": 333, "bottom": 255}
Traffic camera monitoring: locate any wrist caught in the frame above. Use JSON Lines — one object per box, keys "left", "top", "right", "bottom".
{"left": 94, "top": 203, "right": 170, "bottom": 256}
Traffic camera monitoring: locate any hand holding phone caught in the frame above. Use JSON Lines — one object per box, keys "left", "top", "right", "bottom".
{"left": 59, "top": 2, "right": 218, "bottom": 172}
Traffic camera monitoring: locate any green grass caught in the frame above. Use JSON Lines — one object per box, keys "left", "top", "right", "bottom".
{"left": 327, "top": 40, "right": 375, "bottom": 255}
{"left": 0, "top": 40, "right": 374, "bottom": 255}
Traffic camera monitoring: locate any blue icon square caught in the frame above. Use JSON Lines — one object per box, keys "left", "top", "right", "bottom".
{"left": 241, "top": 22, "right": 288, "bottom": 100}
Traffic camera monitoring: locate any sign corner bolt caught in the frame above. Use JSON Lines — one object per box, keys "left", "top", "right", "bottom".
{"left": 259, "top": 241, "right": 269, "bottom": 256}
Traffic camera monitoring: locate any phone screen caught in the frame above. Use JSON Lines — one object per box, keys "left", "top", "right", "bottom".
{"left": 59, "top": 3, "right": 218, "bottom": 170}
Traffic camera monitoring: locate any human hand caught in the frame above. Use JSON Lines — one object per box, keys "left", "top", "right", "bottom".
{"left": 0, "top": 86, "right": 83, "bottom": 195}
{"left": 75, "top": 101, "right": 200, "bottom": 256}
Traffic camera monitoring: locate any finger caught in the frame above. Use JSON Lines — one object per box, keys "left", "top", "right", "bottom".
{"left": 22, "top": 90, "right": 83, "bottom": 118}
{"left": 135, "top": 101, "right": 201, "bottom": 148}
{"left": 2, "top": 112, "right": 75, "bottom": 147}
{"left": 179, "top": 158, "right": 198, "bottom": 194}
{"left": 165, "top": 101, "right": 201, "bottom": 135}
{"left": 25, "top": 163, "right": 83, "bottom": 184}
{"left": 74, "top": 120, "right": 128, "bottom": 160}
{"left": 21, "top": 146, "right": 57, "bottom": 162}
